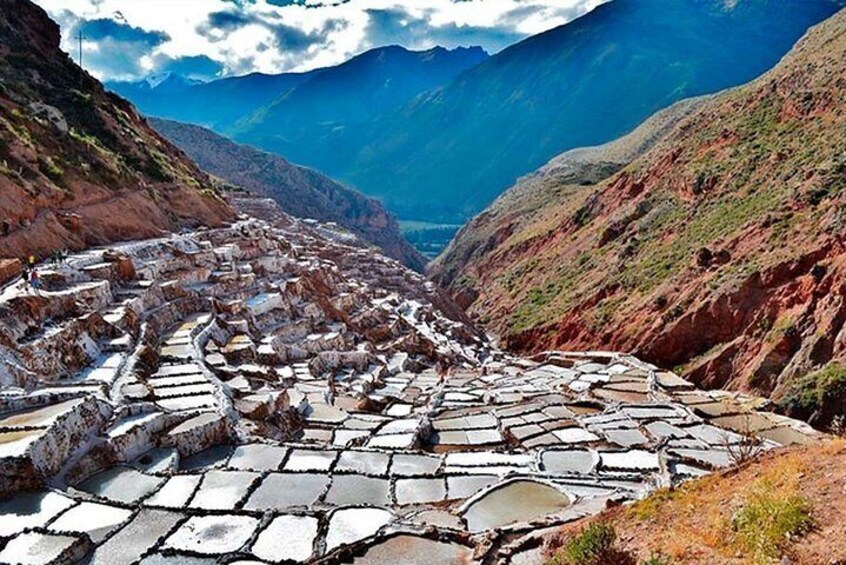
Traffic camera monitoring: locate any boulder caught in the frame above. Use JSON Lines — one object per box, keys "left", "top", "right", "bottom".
{"left": 27, "top": 101, "right": 68, "bottom": 133}
{"left": 0, "top": 258, "right": 22, "bottom": 286}
{"left": 164, "top": 412, "right": 230, "bottom": 456}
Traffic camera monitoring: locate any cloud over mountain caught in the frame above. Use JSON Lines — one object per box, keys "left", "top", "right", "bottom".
{"left": 33, "top": 0, "right": 607, "bottom": 81}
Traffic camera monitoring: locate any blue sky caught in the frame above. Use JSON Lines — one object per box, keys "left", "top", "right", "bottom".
{"left": 34, "top": 0, "right": 607, "bottom": 82}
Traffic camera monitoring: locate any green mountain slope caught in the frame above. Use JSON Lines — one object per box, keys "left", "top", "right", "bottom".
{"left": 151, "top": 118, "right": 426, "bottom": 271}
{"left": 345, "top": 0, "right": 843, "bottom": 222}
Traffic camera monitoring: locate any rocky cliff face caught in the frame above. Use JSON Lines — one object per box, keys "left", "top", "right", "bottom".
{"left": 150, "top": 118, "right": 427, "bottom": 272}
{"left": 433, "top": 8, "right": 846, "bottom": 428}
{"left": 0, "top": 0, "right": 233, "bottom": 261}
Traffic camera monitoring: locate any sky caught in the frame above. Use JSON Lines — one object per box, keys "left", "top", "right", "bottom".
{"left": 34, "top": 0, "right": 608, "bottom": 83}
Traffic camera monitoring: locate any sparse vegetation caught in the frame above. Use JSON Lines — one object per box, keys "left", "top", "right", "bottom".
{"left": 146, "top": 149, "right": 177, "bottom": 182}
{"left": 0, "top": 114, "right": 34, "bottom": 148}
{"left": 767, "top": 313, "right": 798, "bottom": 344}
{"left": 550, "top": 522, "right": 635, "bottom": 565}
{"left": 588, "top": 294, "right": 625, "bottom": 330}
{"left": 543, "top": 441, "right": 841, "bottom": 563}
{"left": 639, "top": 554, "right": 674, "bottom": 565}
{"left": 779, "top": 362, "right": 846, "bottom": 427}
{"left": 506, "top": 256, "right": 597, "bottom": 333}
{"left": 627, "top": 488, "right": 677, "bottom": 521}
{"left": 661, "top": 303, "right": 686, "bottom": 324}
{"left": 728, "top": 480, "right": 814, "bottom": 562}
{"left": 721, "top": 414, "right": 765, "bottom": 466}
{"left": 69, "top": 127, "right": 114, "bottom": 159}
{"left": 38, "top": 156, "right": 64, "bottom": 183}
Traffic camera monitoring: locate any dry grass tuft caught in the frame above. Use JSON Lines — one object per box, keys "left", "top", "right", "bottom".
{"left": 726, "top": 479, "right": 813, "bottom": 563}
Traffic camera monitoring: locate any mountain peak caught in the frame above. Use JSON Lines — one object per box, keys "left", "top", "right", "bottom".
{"left": 141, "top": 72, "right": 205, "bottom": 92}
{"left": 350, "top": 43, "right": 488, "bottom": 64}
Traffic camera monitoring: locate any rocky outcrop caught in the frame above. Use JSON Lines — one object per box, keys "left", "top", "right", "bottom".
{"left": 432, "top": 8, "right": 846, "bottom": 425}
{"left": 0, "top": 0, "right": 233, "bottom": 262}
{"left": 0, "top": 259, "right": 21, "bottom": 286}
{"left": 150, "top": 118, "right": 426, "bottom": 271}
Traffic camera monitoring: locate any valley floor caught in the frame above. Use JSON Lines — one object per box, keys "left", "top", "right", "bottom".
{"left": 398, "top": 221, "right": 463, "bottom": 260}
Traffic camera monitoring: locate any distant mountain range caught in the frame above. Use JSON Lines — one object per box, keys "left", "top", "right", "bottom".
{"left": 227, "top": 45, "right": 490, "bottom": 177}
{"left": 151, "top": 118, "right": 426, "bottom": 271}
{"left": 108, "top": 70, "right": 315, "bottom": 133}
{"left": 110, "top": 0, "right": 843, "bottom": 224}
{"left": 108, "top": 44, "right": 488, "bottom": 171}
{"left": 344, "top": 0, "right": 844, "bottom": 222}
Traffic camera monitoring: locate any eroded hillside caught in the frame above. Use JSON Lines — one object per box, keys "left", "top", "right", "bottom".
{"left": 431, "top": 95, "right": 712, "bottom": 305}
{"left": 434, "top": 8, "right": 846, "bottom": 429}
{"left": 0, "top": 0, "right": 233, "bottom": 262}
{"left": 150, "top": 118, "right": 426, "bottom": 272}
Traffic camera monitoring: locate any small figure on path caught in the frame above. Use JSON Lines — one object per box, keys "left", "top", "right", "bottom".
{"left": 437, "top": 359, "right": 452, "bottom": 385}
{"left": 20, "top": 262, "right": 30, "bottom": 290}
{"left": 324, "top": 374, "right": 337, "bottom": 406}
{"left": 29, "top": 270, "right": 42, "bottom": 295}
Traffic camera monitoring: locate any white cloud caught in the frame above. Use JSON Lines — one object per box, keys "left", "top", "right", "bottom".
{"left": 34, "top": 0, "right": 608, "bottom": 81}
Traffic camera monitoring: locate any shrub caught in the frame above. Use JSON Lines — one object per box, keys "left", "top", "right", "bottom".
{"left": 38, "top": 156, "right": 64, "bottom": 183}
{"left": 552, "top": 522, "right": 635, "bottom": 565}
{"left": 640, "top": 554, "right": 673, "bottom": 565}
{"left": 830, "top": 415, "right": 846, "bottom": 437}
{"left": 730, "top": 480, "right": 813, "bottom": 563}
{"left": 720, "top": 414, "right": 764, "bottom": 466}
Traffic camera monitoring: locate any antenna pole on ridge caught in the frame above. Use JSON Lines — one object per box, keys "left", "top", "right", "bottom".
{"left": 77, "top": 28, "right": 84, "bottom": 86}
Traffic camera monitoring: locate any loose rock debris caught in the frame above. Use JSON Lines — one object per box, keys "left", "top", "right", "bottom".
{"left": 0, "top": 214, "right": 820, "bottom": 564}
